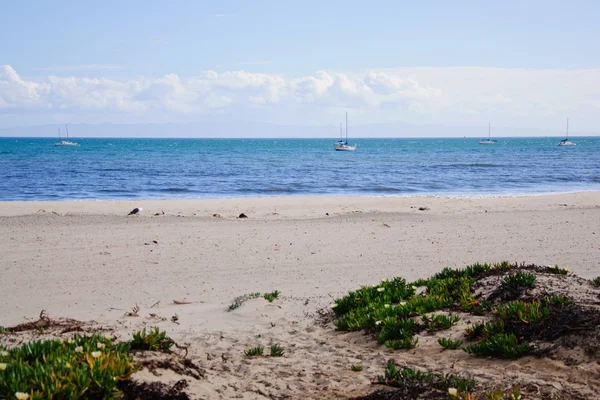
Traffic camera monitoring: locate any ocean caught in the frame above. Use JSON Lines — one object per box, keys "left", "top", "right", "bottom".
{"left": 1, "top": 137, "right": 599, "bottom": 201}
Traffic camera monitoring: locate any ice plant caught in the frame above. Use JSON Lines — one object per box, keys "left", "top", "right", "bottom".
{"left": 91, "top": 351, "right": 102, "bottom": 358}
{"left": 15, "top": 393, "right": 29, "bottom": 400}
{"left": 377, "top": 287, "right": 385, "bottom": 292}
{"left": 97, "top": 342, "right": 105, "bottom": 349}
{"left": 330, "top": 303, "right": 338, "bottom": 308}
{"left": 0, "top": 363, "right": 6, "bottom": 371}
{"left": 0, "top": 350, "right": 8, "bottom": 356}
{"left": 448, "top": 387, "right": 458, "bottom": 397}
{"left": 74, "top": 346, "right": 83, "bottom": 353}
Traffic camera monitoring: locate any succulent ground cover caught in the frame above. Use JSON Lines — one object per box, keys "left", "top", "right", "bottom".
{"left": 0, "top": 323, "right": 196, "bottom": 399}
{"left": 334, "top": 262, "right": 600, "bottom": 399}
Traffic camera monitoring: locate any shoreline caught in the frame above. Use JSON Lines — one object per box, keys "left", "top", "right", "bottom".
{"left": 1, "top": 188, "right": 599, "bottom": 205}
{"left": 1, "top": 190, "right": 599, "bottom": 217}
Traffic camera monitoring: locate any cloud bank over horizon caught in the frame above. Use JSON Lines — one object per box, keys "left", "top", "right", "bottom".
{"left": 1, "top": 64, "right": 599, "bottom": 133}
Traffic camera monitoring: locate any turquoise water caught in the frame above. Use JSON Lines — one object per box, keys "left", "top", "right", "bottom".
{"left": 1, "top": 137, "right": 599, "bottom": 201}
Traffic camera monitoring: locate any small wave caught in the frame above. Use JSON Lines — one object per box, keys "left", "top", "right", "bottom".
{"left": 159, "top": 187, "right": 193, "bottom": 193}
{"left": 236, "top": 187, "right": 299, "bottom": 194}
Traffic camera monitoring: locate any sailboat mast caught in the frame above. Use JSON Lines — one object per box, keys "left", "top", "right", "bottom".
{"left": 345, "top": 111, "right": 348, "bottom": 143}
{"left": 65, "top": 124, "right": 69, "bottom": 140}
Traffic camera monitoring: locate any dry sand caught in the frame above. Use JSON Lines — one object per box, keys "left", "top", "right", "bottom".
{"left": 1, "top": 192, "right": 600, "bottom": 399}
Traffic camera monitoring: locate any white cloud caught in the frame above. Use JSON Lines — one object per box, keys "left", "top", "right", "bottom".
{"left": 1, "top": 64, "right": 599, "bottom": 130}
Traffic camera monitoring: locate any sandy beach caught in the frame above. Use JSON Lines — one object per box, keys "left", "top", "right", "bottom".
{"left": 1, "top": 192, "right": 600, "bottom": 398}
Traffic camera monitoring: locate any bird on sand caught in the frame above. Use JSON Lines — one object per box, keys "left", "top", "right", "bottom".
{"left": 128, "top": 207, "right": 143, "bottom": 215}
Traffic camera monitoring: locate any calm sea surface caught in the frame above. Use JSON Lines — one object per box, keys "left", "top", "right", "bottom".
{"left": 1, "top": 137, "right": 599, "bottom": 201}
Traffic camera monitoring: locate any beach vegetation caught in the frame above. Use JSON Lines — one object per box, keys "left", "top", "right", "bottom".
{"left": 438, "top": 337, "right": 462, "bottom": 350}
{"left": 228, "top": 292, "right": 263, "bottom": 311}
{"left": 269, "top": 343, "right": 284, "bottom": 357}
{"left": 264, "top": 290, "right": 280, "bottom": 302}
{"left": 464, "top": 322, "right": 485, "bottom": 341}
{"left": 545, "top": 265, "right": 569, "bottom": 275}
{"left": 501, "top": 272, "right": 536, "bottom": 291}
{"left": 0, "top": 334, "right": 134, "bottom": 399}
{"left": 350, "top": 364, "right": 363, "bottom": 372}
{"left": 422, "top": 314, "right": 460, "bottom": 332}
{"left": 463, "top": 333, "right": 529, "bottom": 359}
{"left": 495, "top": 300, "right": 549, "bottom": 325}
{"left": 377, "top": 361, "right": 476, "bottom": 393}
{"left": 594, "top": 277, "right": 600, "bottom": 287}
{"left": 244, "top": 345, "right": 264, "bottom": 356}
{"left": 130, "top": 327, "right": 174, "bottom": 351}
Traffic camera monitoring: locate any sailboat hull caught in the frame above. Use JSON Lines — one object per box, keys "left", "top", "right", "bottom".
{"left": 334, "top": 144, "right": 356, "bottom": 151}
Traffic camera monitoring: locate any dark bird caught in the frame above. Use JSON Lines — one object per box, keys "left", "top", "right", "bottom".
{"left": 128, "top": 207, "right": 143, "bottom": 215}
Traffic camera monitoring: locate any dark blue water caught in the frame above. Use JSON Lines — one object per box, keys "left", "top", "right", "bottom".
{"left": 1, "top": 137, "right": 599, "bottom": 201}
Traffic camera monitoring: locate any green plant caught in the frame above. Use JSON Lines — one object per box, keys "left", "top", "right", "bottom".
{"left": 463, "top": 333, "right": 529, "bottom": 359}
{"left": 351, "top": 364, "right": 363, "bottom": 372}
{"left": 546, "top": 265, "right": 569, "bottom": 275}
{"left": 541, "top": 295, "right": 570, "bottom": 306}
{"left": 228, "top": 292, "right": 263, "bottom": 311}
{"left": 496, "top": 300, "right": 549, "bottom": 324}
{"left": 493, "top": 261, "right": 512, "bottom": 270}
{"left": 0, "top": 334, "right": 134, "bottom": 399}
{"left": 130, "top": 328, "right": 174, "bottom": 351}
{"left": 270, "top": 344, "right": 284, "bottom": 357}
{"left": 377, "top": 362, "right": 476, "bottom": 393}
{"left": 470, "top": 299, "right": 493, "bottom": 316}
{"left": 264, "top": 290, "right": 280, "bottom": 302}
{"left": 384, "top": 337, "right": 418, "bottom": 350}
{"left": 438, "top": 337, "right": 462, "bottom": 350}
{"left": 244, "top": 345, "right": 264, "bottom": 356}
{"left": 501, "top": 272, "right": 536, "bottom": 290}
{"left": 228, "top": 300, "right": 242, "bottom": 311}
{"left": 594, "top": 277, "right": 600, "bottom": 287}
{"left": 422, "top": 314, "right": 460, "bottom": 331}
{"left": 464, "top": 322, "right": 485, "bottom": 341}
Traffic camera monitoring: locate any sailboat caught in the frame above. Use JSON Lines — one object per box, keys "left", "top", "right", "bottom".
{"left": 479, "top": 123, "right": 497, "bottom": 144}
{"left": 558, "top": 119, "right": 575, "bottom": 146}
{"left": 55, "top": 124, "right": 79, "bottom": 146}
{"left": 334, "top": 112, "right": 356, "bottom": 151}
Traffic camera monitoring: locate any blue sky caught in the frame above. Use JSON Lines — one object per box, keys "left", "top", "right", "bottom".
{"left": 1, "top": 0, "right": 599, "bottom": 135}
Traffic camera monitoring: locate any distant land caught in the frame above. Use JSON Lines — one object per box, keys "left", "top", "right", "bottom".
{"left": 0, "top": 121, "right": 597, "bottom": 139}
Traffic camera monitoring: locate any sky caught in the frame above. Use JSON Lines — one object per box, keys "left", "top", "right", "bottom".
{"left": 1, "top": 0, "right": 599, "bottom": 136}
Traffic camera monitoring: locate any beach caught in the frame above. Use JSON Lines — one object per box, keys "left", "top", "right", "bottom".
{"left": 1, "top": 192, "right": 600, "bottom": 398}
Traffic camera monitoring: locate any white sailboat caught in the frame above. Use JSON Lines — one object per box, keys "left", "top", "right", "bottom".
{"left": 55, "top": 124, "right": 79, "bottom": 146}
{"left": 334, "top": 112, "right": 356, "bottom": 151}
{"left": 479, "top": 123, "right": 497, "bottom": 144}
{"left": 558, "top": 119, "right": 575, "bottom": 146}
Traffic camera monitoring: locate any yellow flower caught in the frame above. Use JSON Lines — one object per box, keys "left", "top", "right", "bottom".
{"left": 372, "top": 284, "right": 378, "bottom": 288}
{"left": 15, "top": 393, "right": 30, "bottom": 400}
{"left": 67, "top": 339, "right": 75, "bottom": 344}
{"left": 377, "top": 288, "right": 385, "bottom": 292}
{"left": 412, "top": 286, "right": 418, "bottom": 290}
{"left": 375, "top": 320, "right": 382, "bottom": 326}
{"left": 74, "top": 346, "right": 83, "bottom": 353}
{"left": 104, "top": 334, "right": 112, "bottom": 340}
{"left": 330, "top": 303, "right": 338, "bottom": 308}
{"left": 399, "top": 301, "right": 407, "bottom": 306}
{"left": 384, "top": 304, "right": 390, "bottom": 308}
{"left": 97, "top": 342, "right": 105, "bottom": 349}
{"left": 0, "top": 363, "right": 6, "bottom": 371}
{"left": 91, "top": 351, "right": 102, "bottom": 358}
{"left": 65, "top": 362, "right": 72, "bottom": 369}
{"left": 448, "top": 387, "right": 458, "bottom": 396}
{"left": 0, "top": 350, "right": 8, "bottom": 357}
